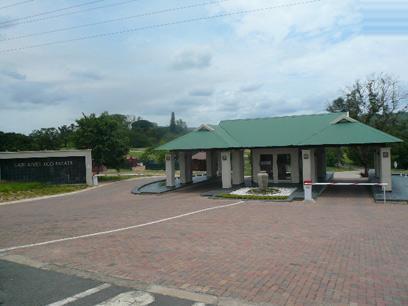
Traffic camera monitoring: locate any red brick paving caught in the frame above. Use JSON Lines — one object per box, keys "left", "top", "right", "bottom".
{"left": 1, "top": 181, "right": 408, "bottom": 305}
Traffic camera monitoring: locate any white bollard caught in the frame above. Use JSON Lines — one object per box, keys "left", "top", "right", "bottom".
{"left": 92, "top": 175, "right": 99, "bottom": 186}
{"left": 304, "top": 180, "right": 315, "bottom": 203}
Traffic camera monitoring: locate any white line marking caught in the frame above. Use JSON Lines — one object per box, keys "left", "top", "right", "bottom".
{"left": 0, "top": 201, "right": 245, "bottom": 253}
{"left": 46, "top": 283, "right": 111, "bottom": 306}
{"left": 95, "top": 291, "right": 155, "bottom": 305}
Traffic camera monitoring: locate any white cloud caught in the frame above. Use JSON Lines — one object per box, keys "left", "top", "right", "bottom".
{"left": 211, "top": 0, "right": 361, "bottom": 41}
{"left": 171, "top": 48, "right": 212, "bottom": 71}
{"left": 0, "top": 0, "right": 407, "bottom": 133}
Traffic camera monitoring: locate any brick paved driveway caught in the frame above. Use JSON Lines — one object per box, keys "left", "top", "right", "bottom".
{"left": 1, "top": 179, "right": 408, "bottom": 305}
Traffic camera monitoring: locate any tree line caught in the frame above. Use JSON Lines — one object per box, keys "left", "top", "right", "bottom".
{"left": 0, "top": 112, "right": 188, "bottom": 169}
{"left": 1, "top": 73, "right": 407, "bottom": 172}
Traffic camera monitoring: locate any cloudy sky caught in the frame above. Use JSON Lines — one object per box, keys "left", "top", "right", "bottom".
{"left": 0, "top": 0, "right": 407, "bottom": 133}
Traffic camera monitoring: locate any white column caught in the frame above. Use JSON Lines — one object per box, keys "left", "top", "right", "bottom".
{"left": 85, "top": 150, "right": 93, "bottom": 186}
{"left": 179, "top": 152, "right": 192, "bottom": 184}
{"left": 374, "top": 148, "right": 381, "bottom": 179}
{"left": 232, "top": 150, "right": 244, "bottom": 185}
{"left": 380, "top": 147, "right": 392, "bottom": 191}
{"left": 302, "top": 149, "right": 313, "bottom": 184}
{"left": 221, "top": 151, "right": 232, "bottom": 189}
{"left": 165, "top": 152, "right": 176, "bottom": 187}
{"left": 179, "top": 152, "right": 186, "bottom": 183}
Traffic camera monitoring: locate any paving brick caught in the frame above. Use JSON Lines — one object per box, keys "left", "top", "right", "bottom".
{"left": 1, "top": 182, "right": 408, "bottom": 305}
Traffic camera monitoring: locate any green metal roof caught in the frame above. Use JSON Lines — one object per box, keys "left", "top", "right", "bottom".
{"left": 158, "top": 113, "right": 402, "bottom": 151}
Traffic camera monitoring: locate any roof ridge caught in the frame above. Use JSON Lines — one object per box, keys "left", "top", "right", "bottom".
{"left": 220, "top": 112, "right": 344, "bottom": 123}
{"left": 214, "top": 124, "right": 241, "bottom": 147}
{"left": 296, "top": 113, "right": 344, "bottom": 145}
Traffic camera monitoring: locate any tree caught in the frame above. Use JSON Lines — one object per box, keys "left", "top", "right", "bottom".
{"left": 326, "top": 147, "right": 344, "bottom": 167}
{"left": 30, "top": 128, "right": 61, "bottom": 150}
{"left": 175, "top": 118, "right": 187, "bottom": 133}
{"left": 73, "top": 112, "right": 130, "bottom": 170}
{"left": 169, "top": 112, "right": 176, "bottom": 133}
{"left": 58, "top": 124, "right": 75, "bottom": 148}
{"left": 130, "top": 118, "right": 159, "bottom": 148}
{"left": 0, "top": 132, "right": 33, "bottom": 151}
{"left": 327, "top": 73, "right": 407, "bottom": 175}
{"left": 132, "top": 119, "right": 156, "bottom": 131}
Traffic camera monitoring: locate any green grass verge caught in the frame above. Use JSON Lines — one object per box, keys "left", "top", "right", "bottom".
{"left": 98, "top": 170, "right": 165, "bottom": 182}
{"left": 104, "top": 169, "right": 165, "bottom": 176}
{"left": 218, "top": 193, "right": 288, "bottom": 201}
{"left": 0, "top": 182, "right": 87, "bottom": 203}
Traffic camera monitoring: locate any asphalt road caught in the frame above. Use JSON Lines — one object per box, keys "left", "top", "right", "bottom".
{"left": 0, "top": 260, "right": 208, "bottom": 306}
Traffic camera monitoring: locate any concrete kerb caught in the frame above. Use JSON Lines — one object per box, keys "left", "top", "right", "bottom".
{"left": 0, "top": 254, "right": 259, "bottom": 306}
{"left": 133, "top": 175, "right": 211, "bottom": 195}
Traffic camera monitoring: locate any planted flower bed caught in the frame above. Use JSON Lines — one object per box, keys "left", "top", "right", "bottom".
{"left": 219, "top": 187, "right": 296, "bottom": 201}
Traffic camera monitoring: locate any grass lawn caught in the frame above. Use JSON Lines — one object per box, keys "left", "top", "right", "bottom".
{"left": 128, "top": 148, "right": 146, "bottom": 159}
{"left": 100, "top": 169, "right": 165, "bottom": 182}
{"left": 0, "top": 182, "right": 87, "bottom": 203}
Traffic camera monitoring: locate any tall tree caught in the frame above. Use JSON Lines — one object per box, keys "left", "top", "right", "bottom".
{"left": 327, "top": 73, "right": 407, "bottom": 175}
{"left": 73, "top": 112, "right": 130, "bottom": 171}
{"left": 169, "top": 112, "right": 176, "bottom": 133}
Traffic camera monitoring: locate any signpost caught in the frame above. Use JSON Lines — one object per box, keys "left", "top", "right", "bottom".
{"left": 0, "top": 150, "right": 93, "bottom": 185}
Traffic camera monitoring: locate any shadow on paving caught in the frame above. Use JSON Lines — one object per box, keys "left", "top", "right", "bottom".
{"left": 320, "top": 185, "right": 372, "bottom": 200}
